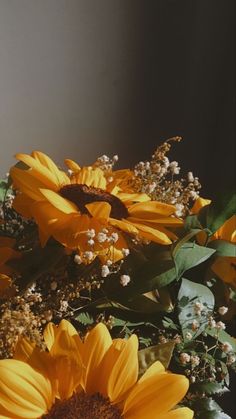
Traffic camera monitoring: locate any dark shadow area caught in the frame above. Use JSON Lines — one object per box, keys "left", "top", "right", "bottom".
{"left": 120, "top": 0, "right": 235, "bottom": 200}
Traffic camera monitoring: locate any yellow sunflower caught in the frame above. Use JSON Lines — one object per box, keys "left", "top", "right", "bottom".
{"left": 0, "top": 319, "right": 193, "bottom": 418}
{"left": 10, "top": 152, "right": 182, "bottom": 263}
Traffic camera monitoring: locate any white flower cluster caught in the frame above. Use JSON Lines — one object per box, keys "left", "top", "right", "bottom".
{"left": 94, "top": 154, "right": 119, "bottom": 172}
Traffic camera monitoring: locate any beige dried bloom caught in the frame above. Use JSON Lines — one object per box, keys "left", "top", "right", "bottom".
{"left": 130, "top": 137, "right": 201, "bottom": 216}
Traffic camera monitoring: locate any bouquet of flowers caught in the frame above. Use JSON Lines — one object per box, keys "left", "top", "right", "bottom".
{"left": 0, "top": 138, "right": 235, "bottom": 418}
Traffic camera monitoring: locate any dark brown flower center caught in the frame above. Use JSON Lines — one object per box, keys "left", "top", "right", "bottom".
{"left": 60, "top": 184, "right": 128, "bottom": 220}
{"left": 43, "top": 392, "right": 122, "bottom": 419}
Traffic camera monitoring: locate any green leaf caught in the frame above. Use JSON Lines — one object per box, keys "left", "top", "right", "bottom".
{"left": 0, "top": 180, "right": 8, "bottom": 202}
{"left": 206, "top": 327, "right": 236, "bottom": 351}
{"left": 191, "top": 381, "right": 229, "bottom": 396}
{"left": 172, "top": 228, "right": 203, "bottom": 258}
{"left": 198, "top": 411, "right": 231, "bottom": 419}
{"left": 198, "top": 190, "right": 236, "bottom": 234}
{"left": 174, "top": 243, "right": 216, "bottom": 279}
{"left": 184, "top": 214, "right": 203, "bottom": 231}
{"left": 75, "top": 312, "right": 94, "bottom": 325}
{"left": 138, "top": 341, "right": 175, "bottom": 376}
{"left": 208, "top": 240, "right": 236, "bottom": 257}
{"left": 190, "top": 397, "right": 231, "bottom": 419}
{"left": 178, "top": 278, "right": 215, "bottom": 337}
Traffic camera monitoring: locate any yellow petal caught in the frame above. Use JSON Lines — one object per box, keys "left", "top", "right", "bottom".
{"left": 106, "top": 335, "right": 139, "bottom": 403}
{"left": 191, "top": 197, "right": 211, "bottom": 214}
{"left": 43, "top": 322, "right": 57, "bottom": 350}
{"left": 64, "top": 158, "right": 81, "bottom": 172}
{"left": 54, "top": 356, "right": 82, "bottom": 400}
{"left": 86, "top": 201, "right": 111, "bottom": 221}
{"left": 83, "top": 323, "right": 112, "bottom": 393}
{"left": 213, "top": 215, "right": 236, "bottom": 243}
{"left": 32, "top": 151, "right": 70, "bottom": 185}
{"left": 14, "top": 337, "right": 36, "bottom": 362}
{"left": 123, "top": 373, "right": 189, "bottom": 417}
{"left": 117, "top": 192, "right": 151, "bottom": 204}
{"left": 127, "top": 216, "right": 183, "bottom": 226}
{"left": 15, "top": 153, "right": 61, "bottom": 190}
{"left": 157, "top": 407, "right": 194, "bottom": 419}
{"left": 10, "top": 167, "right": 45, "bottom": 201}
{"left": 12, "top": 193, "right": 34, "bottom": 218}
{"left": 0, "top": 359, "right": 53, "bottom": 418}
{"left": 138, "top": 360, "right": 165, "bottom": 383}
{"left": 128, "top": 201, "right": 176, "bottom": 218}
{"left": 39, "top": 189, "right": 78, "bottom": 214}
{"left": 109, "top": 218, "right": 139, "bottom": 234}
{"left": 75, "top": 167, "right": 107, "bottom": 189}
{"left": 211, "top": 256, "right": 236, "bottom": 287}
{"left": 128, "top": 221, "right": 172, "bottom": 245}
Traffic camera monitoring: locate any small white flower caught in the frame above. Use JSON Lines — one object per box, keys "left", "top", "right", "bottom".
{"left": 179, "top": 353, "right": 191, "bottom": 364}
{"left": 88, "top": 239, "right": 95, "bottom": 246}
{"left": 74, "top": 254, "right": 82, "bottom": 264}
{"left": 120, "top": 274, "right": 131, "bottom": 286}
{"left": 222, "top": 342, "right": 233, "bottom": 353}
{"left": 122, "top": 248, "right": 130, "bottom": 257}
{"left": 191, "top": 320, "right": 199, "bottom": 331}
{"left": 190, "top": 376, "right": 196, "bottom": 383}
{"left": 227, "top": 355, "right": 236, "bottom": 365}
{"left": 218, "top": 306, "right": 228, "bottom": 316}
{"left": 191, "top": 355, "right": 200, "bottom": 367}
{"left": 185, "top": 332, "right": 193, "bottom": 340}
{"left": 106, "top": 259, "right": 113, "bottom": 267}
{"left": 216, "top": 321, "right": 226, "bottom": 330}
{"left": 60, "top": 300, "right": 68, "bottom": 312}
{"left": 208, "top": 316, "right": 216, "bottom": 328}
{"left": 175, "top": 203, "right": 184, "bottom": 218}
{"left": 147, "top": 182, "right": 156, "bottom": 193}
{"left": 86, "top": 229, "right": 96, "bottom": 238}
{"left": 113, "top": 154, "right": 119, "bottom": 162}
{"left": 101, "top": 265, "right": 110, "bottom": 278}
{"left": 194, "top": 301, "right": 204, "bottom": 313}
{"left": 97, "top": 232, "right": 107, "bottom": 243}
{"left": 83, "top": 251, "right": 94, "bottom": 261}
{"left": 187, "top": 172, "right": 194, "bottom": 182}
{"left": 110, "top": 232, "right": 119, "bottom": 243}
{"left": 163, "top": 156, "right": 169, "bottom": 167}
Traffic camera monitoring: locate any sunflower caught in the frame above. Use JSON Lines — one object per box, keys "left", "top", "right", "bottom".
{"left": 0, "top": 319, "right": 193, "bottom": 418}
{"left": 10, "top": 152, "right": 182, "bottom": 263}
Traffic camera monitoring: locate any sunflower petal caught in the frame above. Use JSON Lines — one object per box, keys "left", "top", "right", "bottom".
{"left": 106, "top": 335, "right": 139, "bottom": 403}
{"left": 0, "top": 359, "right": 53, "bottom": 418}
{"left": 109, "top": 218, "right": 139, "bottom": 234}
{"left": 39, "top": 189, "right": 78, "bottom": 214}
{"left": 128, "top": 201, "right": 176, "bottom": 218}
{"left": 123, "top": 373, "right": 189, "bottom": 417}
{"left": 83, "top": 323, "right": 112, "bottom": 393}
{"left": 128, "top": 221, "right": 172, "bottom": 244}
{"left": 64, "top": 158, "right": 81, "bottom": 173}
{"left": 15, "top": 153, "right": 62, "bottom": 190}
{"left": 157, "top": 407, "right": 194, "bottom": 419}
{"left": 86, "top": 202, "right": 111, "bottom": 221}
{"left": 32, "top": 151, "right": 70, "bottom": 185}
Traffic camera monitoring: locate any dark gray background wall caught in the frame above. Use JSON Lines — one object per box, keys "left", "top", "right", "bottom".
{"left": 0, "top": 0, "right": 235, "bottom": 198}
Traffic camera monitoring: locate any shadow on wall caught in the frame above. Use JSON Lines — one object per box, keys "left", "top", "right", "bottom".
{"left": 0, "top": 0, "right": 235, "bottom": 198}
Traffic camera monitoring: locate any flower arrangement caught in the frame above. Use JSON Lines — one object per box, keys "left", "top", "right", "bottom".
{"left": 0, "top": 137, "right": 235, "bottom": 418}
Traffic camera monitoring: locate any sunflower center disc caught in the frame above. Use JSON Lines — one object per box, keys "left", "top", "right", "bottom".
{"left": 43, "top": 392, "right": 122, "bottom": 419}
{"left": 60, "top": 184, "right": 129, "bottom": 220}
